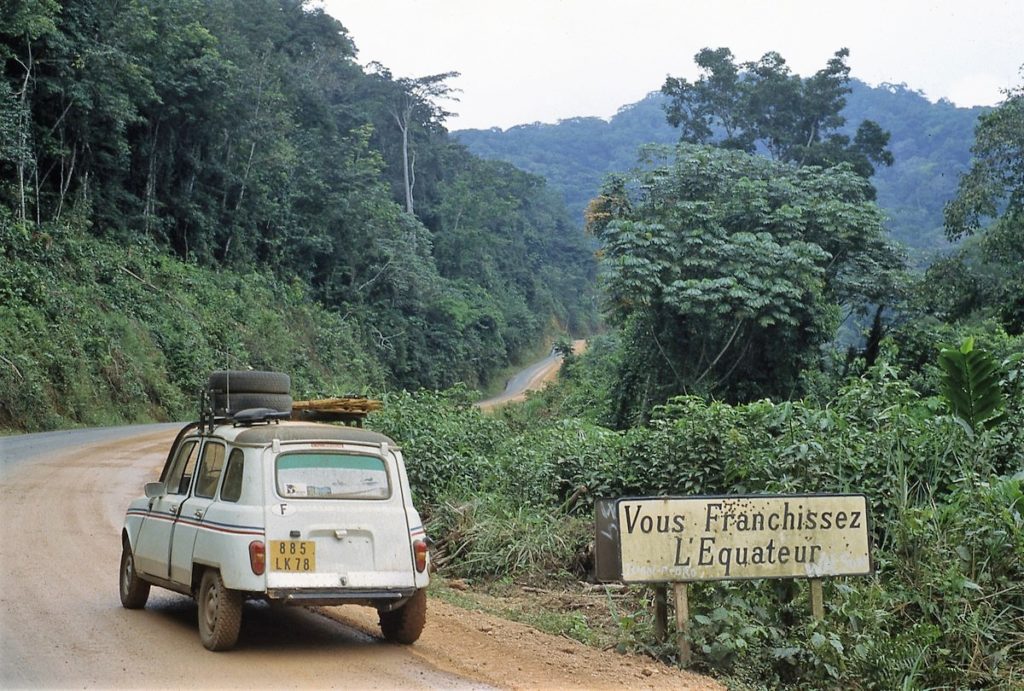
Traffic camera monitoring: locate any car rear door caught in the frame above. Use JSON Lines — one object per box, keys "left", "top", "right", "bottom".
{"left": 263, "top": 443, "right": 416, "bottom": 591}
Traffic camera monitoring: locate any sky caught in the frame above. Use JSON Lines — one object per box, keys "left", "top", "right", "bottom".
{"left": 320, "top": 0, "right": 1024, "bottom": 131}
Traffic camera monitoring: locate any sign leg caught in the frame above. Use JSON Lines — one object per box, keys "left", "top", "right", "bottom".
{"left": 654, "top": 585, "right": 668, "bottom": 641}
{"left": 673, "top": 582, "right": 691, "bottom": 667}
{"left": 810, "top": 578, "right": 824, "bottom": 620}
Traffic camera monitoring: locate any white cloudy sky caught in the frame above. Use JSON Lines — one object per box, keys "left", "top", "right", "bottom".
{"left": 321, "top": 0, "right": 1023, "bottom": 131}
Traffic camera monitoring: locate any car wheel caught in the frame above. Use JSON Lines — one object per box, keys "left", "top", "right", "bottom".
{"left": 379, "top": 589, "right": 426, "bottom": 644}
{"left": 207, "top": 370, "right": 290, "bottom": 395}
{"left": 198, "top": 570, "right": 243, "bottom": 651}
{"left": 119, "top": 541, "right": 150, "bottom": 609}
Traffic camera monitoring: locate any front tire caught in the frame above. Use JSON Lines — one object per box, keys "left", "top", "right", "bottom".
{"left": 119, "top": 541, "right": 150, "bottom": 609}
{"left": 379, "top": 589, "right": 427, "bottom": 644}
{"left": 198, "top": 570, "right": 243, "bottom": 651}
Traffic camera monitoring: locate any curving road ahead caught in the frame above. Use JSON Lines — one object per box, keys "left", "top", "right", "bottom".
{"left": 476, "top": 340, "right": 586, "bottom": 410}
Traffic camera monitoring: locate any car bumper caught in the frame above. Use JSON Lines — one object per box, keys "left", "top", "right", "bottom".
{"left": 266, "top": 587, "right": 417, "bottom": 607}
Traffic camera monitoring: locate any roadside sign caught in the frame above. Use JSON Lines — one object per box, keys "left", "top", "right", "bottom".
{"left": 612, "top": 494, "right": 872, "bottom": 583}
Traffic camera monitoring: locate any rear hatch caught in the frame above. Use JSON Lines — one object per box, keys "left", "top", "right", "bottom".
{"left": 263, "top": 442, "right": 416, "bottom": 591}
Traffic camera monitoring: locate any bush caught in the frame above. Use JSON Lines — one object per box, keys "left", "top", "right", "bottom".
{"left": 367, "top": 353, "right": 1023, "bottom": 688}
{"left": 0, "top": 218, "right": 388, "bottom": 430}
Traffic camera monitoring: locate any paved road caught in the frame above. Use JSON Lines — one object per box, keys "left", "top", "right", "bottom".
{"left": 0, "top": 422, "right": 181, "bottom": 471}
{"left": 476, "top": 349, "right": 565, "bottom": 410}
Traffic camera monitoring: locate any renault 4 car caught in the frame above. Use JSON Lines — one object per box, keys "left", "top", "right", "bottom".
{"left": 118, "top": 371, "right": 429, "bottom": 651}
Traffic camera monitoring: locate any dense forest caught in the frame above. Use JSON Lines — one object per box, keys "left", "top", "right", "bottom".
{"left": 457, "top": 77, "right": 988, "bottom": 260}
{"left": 400, "top": 50, "right": 1022, "bottom": 689}
{"left": 3, "top": 4, "right": 1023, "bottom": 689}
{"left": 0, "top": 0, "right": 596, "bottom": 429}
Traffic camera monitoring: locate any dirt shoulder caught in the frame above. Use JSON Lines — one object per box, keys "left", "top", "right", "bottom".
{"left": 321, "top": 584, "right": 721, "bottom": 690}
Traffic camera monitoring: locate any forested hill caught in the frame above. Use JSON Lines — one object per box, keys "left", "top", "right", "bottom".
{"left": 0, "top": 1, "right": 596, "bottom": 431}
{"left": 455, "top": 80, "right": 987, "bottom": 257}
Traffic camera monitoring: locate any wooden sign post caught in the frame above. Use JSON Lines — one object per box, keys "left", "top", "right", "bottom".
{"left": 596, "top": 494, "right": 873, "bottom": 667}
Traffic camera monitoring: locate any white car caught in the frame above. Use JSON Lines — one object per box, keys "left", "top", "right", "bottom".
{"left": 119, "top": 371, "right": 429, "bottom": 650}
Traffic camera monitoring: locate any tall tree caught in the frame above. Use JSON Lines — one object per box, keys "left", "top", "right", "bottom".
{"left": 365, "top": 65, "right": 458, "bottom": 215}
{"left": 662, "top": 48, "right": 894, "bottom": 184}
{"left": 937, "top": 78, "right": 1024, "bottom": 333}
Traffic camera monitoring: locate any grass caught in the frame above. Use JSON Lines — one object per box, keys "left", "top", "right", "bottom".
{"left": 430, "top": 577, "right": 624, "bottom": 649}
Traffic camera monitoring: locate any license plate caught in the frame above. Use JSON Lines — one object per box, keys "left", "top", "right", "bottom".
{"left": 270, "top": 540, "right": 316, "bottom": 572}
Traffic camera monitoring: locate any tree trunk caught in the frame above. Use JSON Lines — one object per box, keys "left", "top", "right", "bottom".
{"left": 144, "top": 127, "right": 158, "bottom": 233}
{"left": 400, "top": 121, "right": 413, "bottom": 214}
{"left": 16, "top": 41, "right": 34, "bottom": 224}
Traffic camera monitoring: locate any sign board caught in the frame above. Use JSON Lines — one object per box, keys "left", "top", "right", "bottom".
{"left": 615, "top": 494, "right": 872, "bottom": 583}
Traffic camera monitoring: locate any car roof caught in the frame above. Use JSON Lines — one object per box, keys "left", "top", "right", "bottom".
{"left": 204, "top": 421, "right": 396, "bottom": 447}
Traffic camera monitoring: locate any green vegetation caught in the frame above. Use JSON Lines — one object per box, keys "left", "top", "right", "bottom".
{"left": 4, "top": 4, "right": 1022, "bottom": 688}
{"left": 368, "top": 79, "right": 1024, "bottom": 689}
{"left": 0, "top": 214, "right": 386, "bottom": 430}
{"left": 456, "top": 75, "right": 985, "bottom": 259}
{"left": 0, "top": 0, "right": 595, "bottom": 430}
{"left": 589, "top": 144, "right": 901, "bottom": 423}
{"left": 661, "top": 48, "right": 893, "bottom": 182}
{"left": 370, "top": 339, "right": 1023, "bottom": 688}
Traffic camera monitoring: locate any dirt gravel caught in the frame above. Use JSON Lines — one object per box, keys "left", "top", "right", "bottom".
{"left": 0, "top": 427, "right": 721, "bottom": 690}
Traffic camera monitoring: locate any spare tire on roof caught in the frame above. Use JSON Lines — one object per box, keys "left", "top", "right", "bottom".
{"left": 211, "top": 392, "right": 293, "bottom": 417}
{"left": 207, "top": 370, "right": 290, "bottom": 395}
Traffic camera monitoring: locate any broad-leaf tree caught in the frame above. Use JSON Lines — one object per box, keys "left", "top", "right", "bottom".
{"left": 662, "top": 48, "right": 894, "bottom": 186}
{"left": 364, "top": 64, "right": 459, "bottom": 215}
{"left": 1, "top": 0, "right": 597, "bottom": 398}
{"left": 592, "top": 144, "right": 900, "bottom": 424}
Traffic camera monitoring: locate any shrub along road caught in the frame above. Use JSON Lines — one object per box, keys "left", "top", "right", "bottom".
{"left": 0, "top": 427, "right": 718, "bottom": 690}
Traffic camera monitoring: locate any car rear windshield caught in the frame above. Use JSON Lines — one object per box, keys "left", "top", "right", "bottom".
{"left": 276, "top": 452, "right": 390, "bottom": 500}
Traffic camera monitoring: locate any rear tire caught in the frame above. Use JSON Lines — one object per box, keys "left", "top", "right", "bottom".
{"left": 119, "top": 541, "right": 150, "bottom": 609}
{"left": 207, "top": 370, "right": 290, "bottom": 394}
{"left": 379, "top": 589, "right": 426, "bottom": 644}
{"left": 198, "top": 570, "right": 243, "bottom": 651}
{"left": 210, "top": 392, "right": 293, "bottom": 417}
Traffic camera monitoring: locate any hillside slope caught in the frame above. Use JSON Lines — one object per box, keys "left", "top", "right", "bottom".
{"left": 455, "top": 80, "right": 986, "bottom": 258}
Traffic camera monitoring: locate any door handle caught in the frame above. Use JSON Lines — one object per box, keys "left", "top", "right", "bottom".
{"left": 194, "top": 509, "right": 205, "bottom": 519}
{"left": 168, "top": 505, "right": 179, "bottom": 515}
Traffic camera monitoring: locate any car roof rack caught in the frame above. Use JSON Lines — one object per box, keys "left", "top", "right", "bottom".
{"left": 230, "top": 407, "right": 291, "bottom": 426}
{"left": 290, "top": 397, "right": 382, "bottom": 427}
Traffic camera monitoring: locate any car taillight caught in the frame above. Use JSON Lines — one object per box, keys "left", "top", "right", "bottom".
{"left": 413, "top": 538, "right": 428, "bottom": 573}
{"left": 249, "top": 540, "right": 266, "bottom": 575}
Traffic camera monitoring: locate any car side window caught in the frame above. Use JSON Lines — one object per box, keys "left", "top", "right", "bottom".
{"left": 165, "top": 440, "right": 200, "bottom": 496}
{"left": 194, "top": 443, "right": 226, "bottom": 499}
{"left": 220, "top": 449, "right": 245, "bottom": 503}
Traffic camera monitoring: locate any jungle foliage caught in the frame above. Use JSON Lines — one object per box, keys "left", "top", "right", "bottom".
{"left": 588, "top": 144, "right": 903, "bottom": 424}
{"left": 0, "top": 0, "right": 596, "bottom": 429}
{"left": 3, "top": 5, "right": 1022, "bottom": 688}
{"left": 369, "top": 78, "right": 1024, "bottom": 690}
{"left": 661, "top": 48, "right": 893, "bottom": 182}
{"left": 369, "top": 346, "right": 1024, "bottom": 689}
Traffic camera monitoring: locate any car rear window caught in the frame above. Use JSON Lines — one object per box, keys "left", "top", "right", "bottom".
{"left": 276, "top": 452, "right": 390, "bottom": 499}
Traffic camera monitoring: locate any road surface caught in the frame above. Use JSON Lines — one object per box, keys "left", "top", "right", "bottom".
{"left": 0, "top": 426, "right": 718, "bottom": 689}
{"left": 476, "top": 340, "right": 586, "bottom": 410}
